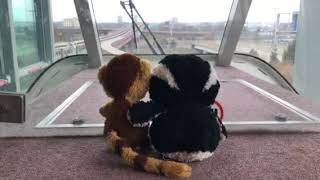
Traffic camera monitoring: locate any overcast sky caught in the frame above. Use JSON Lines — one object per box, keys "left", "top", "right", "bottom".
{"left": 52, "top": 0, "right": 300, "bottom": 23}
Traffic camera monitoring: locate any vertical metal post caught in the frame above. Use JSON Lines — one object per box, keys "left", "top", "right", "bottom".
{"left": 272, "top": 14, "right": 280, "bottom": 53}
{"left": 0, "top": 35, "right": 4, "bottom": 74}
{"left": 34, "top": 0, "right": 54, "bottom": 63}
{"left": 294, "top": 0, "right": 320, "bottom": 102}
{"left": 120, "top": 2, "right": 157, "bottom": 54}
{"left": 0, "top": 0, "right": 20, "bottom": 92}
{"left": 217, "top": 0, "right": 252, "bottom": 66}
{"left": 129, "top": 0, "right": 137, "bottom": 49}
{"left": 47, "top": 0, "right": 55, "bottom": 62}
{"left": 132, "top": 4, "right": 165, "bottom": 54}
{"left": 74, "top": 0, "right": 103, "bottom": 68}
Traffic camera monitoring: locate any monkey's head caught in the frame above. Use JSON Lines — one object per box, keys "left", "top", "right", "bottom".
{"left": 98, "top": 53, "right": 152, "bottom": 104}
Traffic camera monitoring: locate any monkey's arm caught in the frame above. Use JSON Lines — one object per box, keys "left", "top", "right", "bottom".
{"left": 99, "top": 102, "right": 113, "bottom": 137}
{"left": 128, "top": 101, "right": 164, "bottom": 127}
{"left": 99, "top": 102, "right": 113, "bottom": 118}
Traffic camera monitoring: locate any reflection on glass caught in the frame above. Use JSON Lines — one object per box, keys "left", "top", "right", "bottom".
{"left": 91, "top": 0, "right": 233, "bottom": 54}
{"left": 236, "top": 0, "right": 300, "bottom": 83}
{"left": 12, "top": 0, "right": 43, "bottom": 91}
{"left": 0, "top": 0, "right": 88, "bottom": 93}
{"left": 12, "top": 0, "right": 40, "bottom": 68}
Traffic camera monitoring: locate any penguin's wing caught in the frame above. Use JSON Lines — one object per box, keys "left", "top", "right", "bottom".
{"left": 128, "top": 101, "right": 164, "bottom": 127}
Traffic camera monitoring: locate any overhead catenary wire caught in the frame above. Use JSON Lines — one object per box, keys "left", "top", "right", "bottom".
{"left": 120, "top": 0, "right": 165, "bottom": 55}
{"left": 120, "top": 1, "right": 157, "bottom": 54}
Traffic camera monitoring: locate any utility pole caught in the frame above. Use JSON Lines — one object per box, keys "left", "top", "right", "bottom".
{"left": 129, "top": 0, "right": 137, "bottom": 48}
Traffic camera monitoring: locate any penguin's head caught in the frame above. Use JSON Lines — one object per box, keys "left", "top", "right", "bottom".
{"left": 149, "top": 54, "right": 220, "bottom": 106}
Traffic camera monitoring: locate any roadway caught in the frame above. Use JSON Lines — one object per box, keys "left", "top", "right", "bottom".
{"left": 55, "top": 25, "right": 142, "bottom": 58}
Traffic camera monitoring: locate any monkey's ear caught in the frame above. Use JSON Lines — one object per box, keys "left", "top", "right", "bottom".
{"left": 139, "top": 59, "right": 152, "bottom": 80}
{"left": 99, "top": 107, "right": 107, "bottom": 117}
{"left": 98, "top": 65, "right": 113, "bottom": 98}
{"left": 97, "top": 65, "right": 109, "bottom": 85}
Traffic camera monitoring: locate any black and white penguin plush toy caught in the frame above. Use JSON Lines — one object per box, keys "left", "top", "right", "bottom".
{"left": 128, "top": 54, "right": 227, "bottom": 162}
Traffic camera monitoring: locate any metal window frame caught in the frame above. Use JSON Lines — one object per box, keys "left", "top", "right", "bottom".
{"left": 0, "top": 91, "right": 25, "bottom": 123}
{"left": 0, "top": 0, "right": 20, "bottom": 91}
{"left": 0, "top": 34, "right": 4, "bottom": 74}
{"left": 0, "top": 0, "right": 54, "bottom": 92}
{"left": 34, "top": 0, "right": 54, "bottom": 63}
{"left": 217, "top": 0, "right": 252, "bottom": 66}
{"left": 74, "top": 0, "right": 103, "bottom": 68}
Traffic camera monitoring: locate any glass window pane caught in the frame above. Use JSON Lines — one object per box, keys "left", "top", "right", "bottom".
{"left": 92, "top": 0, "right": 233, "bottom": 54}
{"left": 12, "top": 0, "right": 43, "bottom": 91}
{"left": 1, "top": 0, "right": 320, "bottom": 138}
{"left": 0, "top": 0, "right": 89, "bottom": 93}
{"left": 12, "top": 0, "right": 40, "bottom": 68}
{"left": 0, "top": 1, "right": 16, "bottom": 92}
{"left": 236, "top": 0, "right": 300, "bottom": 84}
{"left": 52, "top": 0, "right": 87, "bottom": 60}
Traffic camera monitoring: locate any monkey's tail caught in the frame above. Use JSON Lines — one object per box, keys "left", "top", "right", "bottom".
{"left": 106, "top": 131, "right": 192, "bottom": 178}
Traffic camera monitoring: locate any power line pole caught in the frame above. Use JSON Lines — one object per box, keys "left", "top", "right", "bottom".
{"left": 129, "top": 0, "right": 137, "bottom": 48}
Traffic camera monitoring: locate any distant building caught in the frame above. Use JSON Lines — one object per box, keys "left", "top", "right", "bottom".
{"left": 117, "top": 16, "right": 123, "bottom": 23}
{"left": 63, "top": 18, "right": 80, "bottom": 28}
{"left": 172, "top": 17, "right": 178, "bottom": 24}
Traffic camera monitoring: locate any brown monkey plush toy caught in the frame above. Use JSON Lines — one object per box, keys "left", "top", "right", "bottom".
{"left": 98, "top": 53, "right": 191, "bottom": 178}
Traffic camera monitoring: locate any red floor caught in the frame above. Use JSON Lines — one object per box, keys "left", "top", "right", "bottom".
{"left": 1, "top": 134, "right": 320, "bottom": 180}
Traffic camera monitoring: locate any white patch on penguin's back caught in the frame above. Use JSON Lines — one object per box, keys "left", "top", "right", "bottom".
{"left": 203, "top": 62, "right": 218, "bottom": 92}
{"left": 163, "top": 151, "right": 214, "bottom": 162}
{"left": 153, "top": 64, "right": 180, "bottom": 90}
